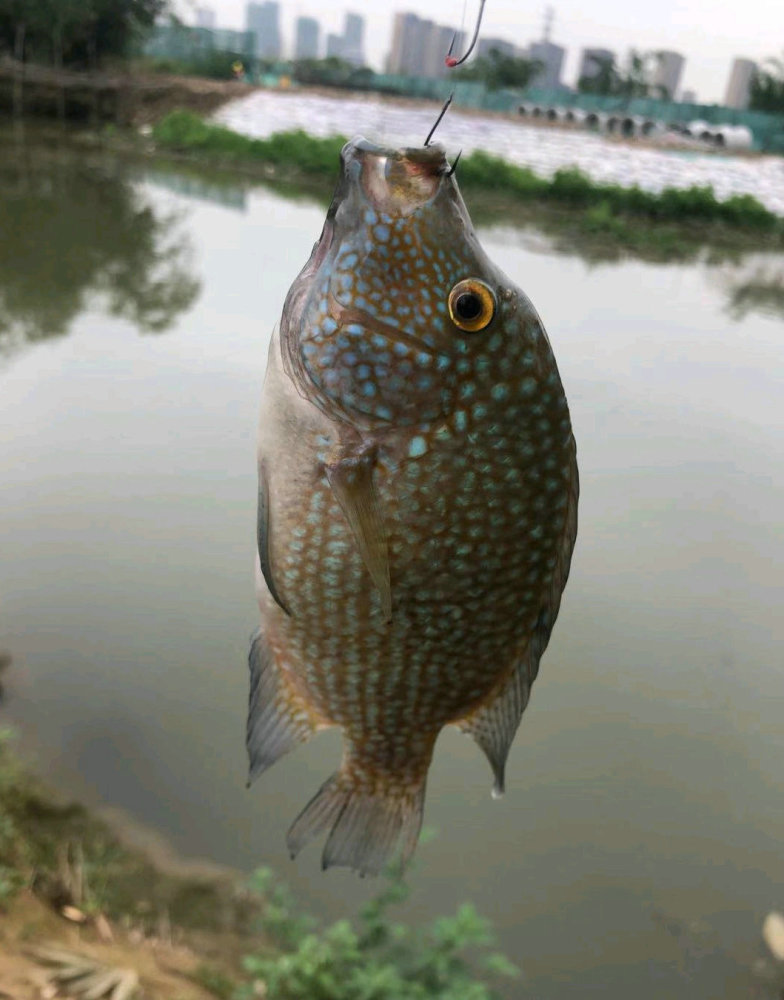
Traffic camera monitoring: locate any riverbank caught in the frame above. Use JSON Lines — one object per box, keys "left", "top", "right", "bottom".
{"left": 143, "top": 110, "right": 784, "bottom": 262}
{"left": 0, "top": 58, "right": 253, "bottom": 125}
{"left": 0, "top": 727, "right": 517, "bottom": 999}
{"left": 0, "top": 728, "right": 251, "bottom": 998}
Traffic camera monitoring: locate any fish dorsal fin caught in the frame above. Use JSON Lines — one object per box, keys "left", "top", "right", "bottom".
{"left": 326, "top": 446, "right": 392, "bottom": 621}
{"left": 258, "top": 458, "right": 291, "bottom": 616}
{"left": 247, "top": 629, "right": 320, "bottom": 785}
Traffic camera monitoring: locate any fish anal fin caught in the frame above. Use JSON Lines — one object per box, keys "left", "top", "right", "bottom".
{"left": 286, "top": 767, "right": 426, "bottom": 877}
{"left": 258, "top": 459, "right": 291, "bottom": 617}
{"left": 325, "top": 447, "right": 392, "bottom": 620}
{"left": 247, "top": 629, "right": 319, "bottom": 785}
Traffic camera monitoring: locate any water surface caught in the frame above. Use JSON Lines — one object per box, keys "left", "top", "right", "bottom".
{"left": 1, "top": 140, "right": 783, "bottom": 998}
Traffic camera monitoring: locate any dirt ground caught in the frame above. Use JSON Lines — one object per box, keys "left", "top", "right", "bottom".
{"left": 0, "top": 890, "right": 224, "bottom": 1000}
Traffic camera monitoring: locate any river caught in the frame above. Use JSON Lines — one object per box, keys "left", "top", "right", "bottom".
{"left": 1, "top": 132, "right": 783, "bottom": 998}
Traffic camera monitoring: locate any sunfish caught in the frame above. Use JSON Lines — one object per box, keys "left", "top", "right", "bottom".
{"left": 249, "top": 137, "right": 578, "bottom": 876}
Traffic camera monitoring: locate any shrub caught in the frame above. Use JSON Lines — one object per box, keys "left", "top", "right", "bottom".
{"left": 237, "top": 863, "right": 520, "bottom": 1000}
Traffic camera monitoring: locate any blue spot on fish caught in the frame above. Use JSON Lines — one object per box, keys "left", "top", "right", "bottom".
{"left": 408, "top": 436, "right": 427, "bottom": 458}
{"left": 374, "top": 224, "right": 390, "bottom": 242}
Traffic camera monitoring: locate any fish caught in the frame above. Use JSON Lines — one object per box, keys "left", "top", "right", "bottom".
{"left": 248, "top": 137, "right": 578, "bottom": 876}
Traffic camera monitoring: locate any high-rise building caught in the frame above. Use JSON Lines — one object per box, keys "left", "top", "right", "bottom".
{"left": 652, "top": 50, "right": 685, "bottom": 100}
{"left": 577, "top": 47, "right": 614, "bottom": 84}
{"left": 477, "top": 37, "right": 516, "bottom": 60}
{"left": 421, "top": 24, "right": 457, "bottom": 78}
{"left": 724, "top": 57, "right": 757, "bottom": 109}
{"left": 528, "top": 40, "right": 565, "bottom": 89}
{"left": 246, "top": 2, "right": 281, "bottom": 60}
{"left": 388, "top": 13, "right": 465, "bottom": 78}
{"left": 342, "top": 12, "right": 366, "bottom": 67}
{"left": 326, "top": 32, "right": 344, "bottom": 59}
{"left": 387, "top": 12, "right": 423, "bottom": 75}
{"left": 195, "top": 6, "right": 215, "bottom": 29}
{"left": 294, "top": 16, "right": 320, "bottom": 60}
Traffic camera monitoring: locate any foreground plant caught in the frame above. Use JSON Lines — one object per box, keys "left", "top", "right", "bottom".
{"left": 237, "top": 862, "right": 519, "bottom": 1000}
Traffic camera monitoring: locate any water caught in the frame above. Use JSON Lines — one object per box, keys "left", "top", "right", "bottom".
{"left": 214, "top": 89, "right": 784, "bottom": 215}
{"left": 1, "top": 138, "right": 784, "bottom": 998}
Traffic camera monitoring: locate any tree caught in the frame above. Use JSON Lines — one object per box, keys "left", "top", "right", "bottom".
{"left": 454, "top": 48, "right": 544, "bottom": 91}
{"left": 578, "top": 54, "right": 620, "bottom": 96}
{"left": 0, "top": 0, "right": 168, "bottom": 69}
{"left": 577, "top": 50, "right": 669, "bottom": 101}
{"left": 749, "top": 53, "right": 784, "bottom": 112}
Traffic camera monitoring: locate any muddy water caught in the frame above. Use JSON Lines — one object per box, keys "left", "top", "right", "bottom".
{"left": 1, "top": 139, "right": 783, "bottom": 998}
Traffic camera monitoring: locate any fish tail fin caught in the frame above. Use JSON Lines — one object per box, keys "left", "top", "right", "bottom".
{"left": 246, "top": 628, "right": 320, "bottom": 786}
{"left": 286, "top": 764, "right": 427, "bottom": 877}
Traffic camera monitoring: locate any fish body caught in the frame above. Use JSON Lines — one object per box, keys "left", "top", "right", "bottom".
{"left": 249, "top": 138, "right": 578, "bottom": 875}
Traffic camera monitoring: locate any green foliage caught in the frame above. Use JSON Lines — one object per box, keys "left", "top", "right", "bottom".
{"left": 454, "top": 49, "right": 543, "bottom": 91}
{"left": 152, "top": 111, "right": 347, "bottom": 176}
{"left": 237, "top": 864, "right": 519, "bottom": 1000}
{"left": 750, "top": 54, "right": 784, "bottom": 112}
{"left": 193, "top": 964, "right": 238, "bottom": 999}
{"left": 145, "top": 48, "right": 249, "bottom": 81}
{"left": 292, "top": 57, "right": 376, "bottom": 90}
{"left": 578, "top": 49, "right": 670, "bottom": 100}
{"left": 0, "top": 0, "right": 167, "bottom": 69}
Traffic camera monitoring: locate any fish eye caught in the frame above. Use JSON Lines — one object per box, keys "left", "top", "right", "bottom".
{"left": 448, "top": 279, "right": 495, "bottom": 332}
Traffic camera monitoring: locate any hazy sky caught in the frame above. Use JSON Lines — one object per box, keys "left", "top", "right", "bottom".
{"left": 176, "top": 0, "right": 780, "bottom": 103}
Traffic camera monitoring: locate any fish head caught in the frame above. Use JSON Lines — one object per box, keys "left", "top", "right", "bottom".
{"left": 280, "top": 136, "right": 533, "bottom": 429}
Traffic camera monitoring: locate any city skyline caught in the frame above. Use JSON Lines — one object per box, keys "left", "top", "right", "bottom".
{"left": 171, "top": 0, "right": 779, "bottom": 103}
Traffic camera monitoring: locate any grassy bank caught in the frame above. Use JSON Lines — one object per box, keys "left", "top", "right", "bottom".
{"left": 0, "top": 729, "right": 517, "bottom": 999}
{"left": 150, "top": 110, "right": 784, "bottom": 254}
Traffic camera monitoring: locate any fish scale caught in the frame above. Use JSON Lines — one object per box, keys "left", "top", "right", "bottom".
{"left": 249, "top": 137, "right": 578, "bottom": 875}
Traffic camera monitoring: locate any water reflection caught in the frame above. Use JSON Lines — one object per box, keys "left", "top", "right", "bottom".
{"left": 0, "top": 146, "right": 200, "bottom": 359}
{"left": 136, "top": 156, "right": 784, "bottom": 319}
{"left": 722, "top": 261, "right": 784, "bottom": 321}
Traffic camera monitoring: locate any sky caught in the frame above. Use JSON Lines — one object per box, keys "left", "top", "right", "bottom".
{"left": 175, "top": 0, "right": 782, "bottom": 104}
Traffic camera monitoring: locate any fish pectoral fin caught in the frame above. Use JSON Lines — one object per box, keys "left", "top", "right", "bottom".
{"left": 246, "top": 629, "right": 319, "bottom": 785}
{"left": 258, "top": 458, "right": 291, "bottom": 616}
{"left": 325, "top": 447, "right": 392, "bottom": 620}
{"left": 457, "top": 618, "right": 549, "bottom": 797}
{"left": 287, "top": 765, "right": 426, "bottom": 877}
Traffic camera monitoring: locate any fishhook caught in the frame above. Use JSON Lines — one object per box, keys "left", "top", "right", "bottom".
{"left": 445, "top": 0, "right": 487, "bottom": 68}
{"left": 424, "top": 93, "right": 454, "bottom": 146}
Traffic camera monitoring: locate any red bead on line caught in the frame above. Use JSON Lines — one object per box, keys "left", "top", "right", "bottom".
{"left": 445, "top": 57, "right": 458, "bottom": 67}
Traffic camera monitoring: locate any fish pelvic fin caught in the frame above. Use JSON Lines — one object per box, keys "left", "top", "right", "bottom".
{"left": 326, "top": 446, "right": 392, "bottom": 621}
{"left": 286, "top": 765, "right": 426, "bottom": 877}
{"left": 246, "top": 629, "right": 319, "bottom": 786}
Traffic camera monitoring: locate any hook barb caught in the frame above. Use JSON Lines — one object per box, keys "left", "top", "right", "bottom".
{"left": 447, "top": 150, "right": 462, "bottom": 176}
{"left": 445, "top": 0, "right": 487, "bottom": 68}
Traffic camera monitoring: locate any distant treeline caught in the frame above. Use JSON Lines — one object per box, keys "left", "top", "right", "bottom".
{"left": 0, "top": 0, "right": 166, "bottom": 70}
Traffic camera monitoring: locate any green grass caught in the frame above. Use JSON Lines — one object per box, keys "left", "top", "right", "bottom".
{"left": 151, "top": 110, "right": 782, "bottom": 236}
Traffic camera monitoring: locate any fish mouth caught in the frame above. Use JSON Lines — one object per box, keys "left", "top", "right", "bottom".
{"left": 340, "top": 136, "right": 449, "bottom": 216}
